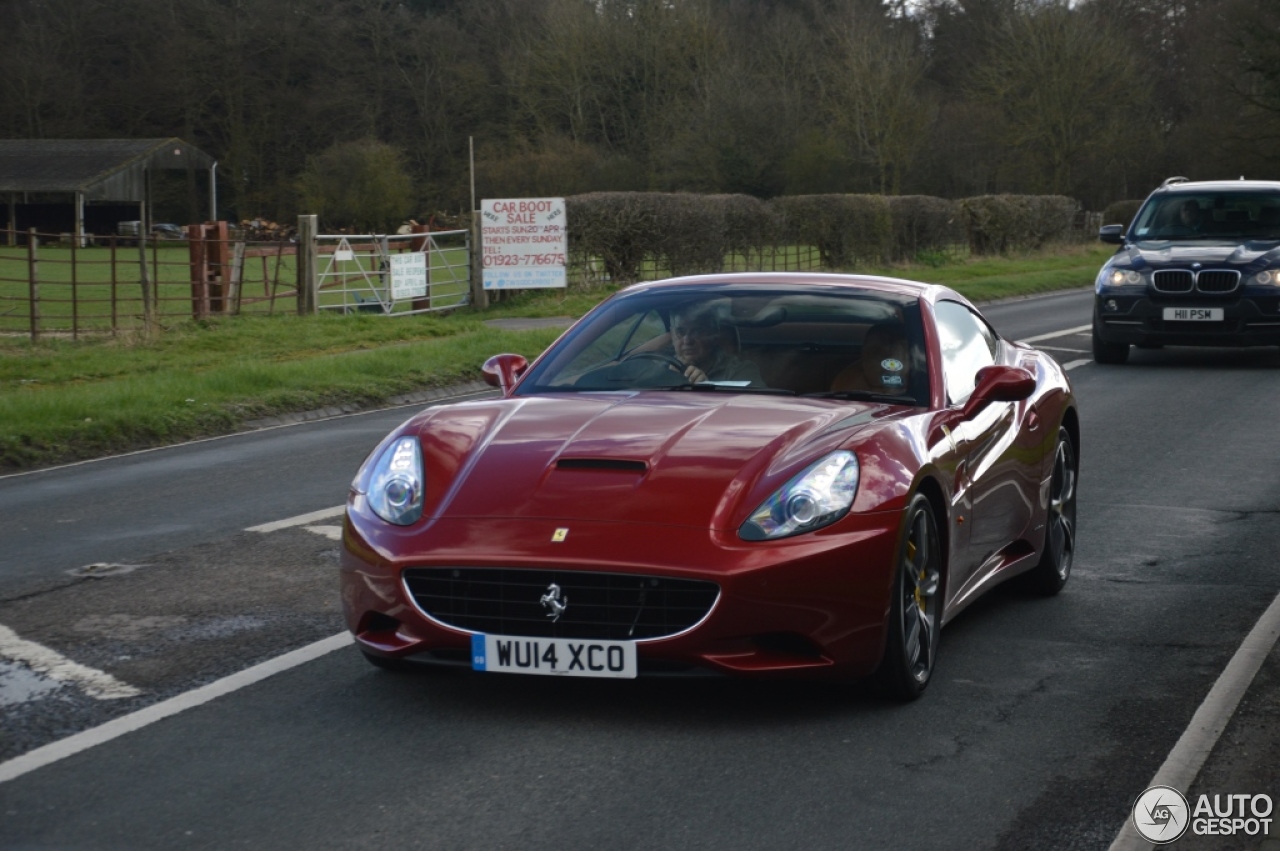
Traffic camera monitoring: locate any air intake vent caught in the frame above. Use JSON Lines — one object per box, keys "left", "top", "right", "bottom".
{"left": 403, "top": 568, "right": 719, "bottom": 641}
{"left": 556, "top": 458, "right": 648, "bottom": 472}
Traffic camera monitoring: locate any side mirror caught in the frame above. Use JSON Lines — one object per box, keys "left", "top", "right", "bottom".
{"left": 1098, "top": 224, "right": 1126, "bottom": 245}
{"left": 482, "top": 353, "right": 529, "bottom": 395}
{"left": 961, "top": 365, "right": 1035, "bottom": 418}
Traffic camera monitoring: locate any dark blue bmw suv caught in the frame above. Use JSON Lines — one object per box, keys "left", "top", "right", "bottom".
{"left": 1092, "top": 178, "right": 1280, "bottom": 363}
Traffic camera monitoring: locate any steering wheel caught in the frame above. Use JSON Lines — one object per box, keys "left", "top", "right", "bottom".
{"left": 621, "top": 351, "right": 687, "bottom": 373}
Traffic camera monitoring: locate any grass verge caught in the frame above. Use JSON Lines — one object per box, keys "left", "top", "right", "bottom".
{"left": 0, "top": 243, "right": 1109, "bottom": 470}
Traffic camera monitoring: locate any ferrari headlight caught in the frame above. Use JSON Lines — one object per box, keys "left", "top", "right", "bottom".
{"left": 1252, "top": 269, "right": 1278, "bottom": 285}
{"left": 740, "top": 451, "right": 860, "bottom": 541}
{"left": 367, "top": 436, "right": 424, "bottom": 525}
{"left": 1108, "top": 269, "right": 1143, "bottom": 286}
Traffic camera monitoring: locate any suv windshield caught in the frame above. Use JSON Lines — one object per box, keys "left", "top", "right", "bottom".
{"left": 1132, "top": 191, "right": 1280, "bottom": 241}
{"left": 518, "top": 286, "right": 930, "bottom": 405}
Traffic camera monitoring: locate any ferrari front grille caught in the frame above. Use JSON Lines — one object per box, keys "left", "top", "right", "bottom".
{"left": 1152, "top": 270, "right": 1194, "bottom": 293}
{"left": 403, "top": 567, "right": 720, "bottom": 641}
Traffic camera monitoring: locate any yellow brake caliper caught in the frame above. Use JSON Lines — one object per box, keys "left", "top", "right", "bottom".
{"left": 907, "top": 541, "right": 925, "bottom": 611}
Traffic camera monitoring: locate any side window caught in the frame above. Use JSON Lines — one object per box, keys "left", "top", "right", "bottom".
{"left": 935, "top": 301, "right": 998, "bottom": 405}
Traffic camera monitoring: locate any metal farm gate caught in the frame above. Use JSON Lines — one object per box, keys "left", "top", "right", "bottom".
{"left": 313, "top": 229, "right": 471, "bottom": 315}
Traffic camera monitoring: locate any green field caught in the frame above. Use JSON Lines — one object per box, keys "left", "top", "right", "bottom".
{"left": 0, "top": 241, "right": 473, "bottom": 333}
{"left": 0, "top": 243, "right": 1110, "bottom": 470}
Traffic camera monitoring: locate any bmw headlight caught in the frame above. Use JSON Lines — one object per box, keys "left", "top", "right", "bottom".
{"left": 1107, "top": 269, "right": 1144, "bottom": 286}
{"left": 1252, "top": 270, "right": 1278, "bottom": 286}
{"left": 740, "top": 451, "right": 860, "bottom": 541}
{"left": 366, "top": 436, "right": 424, "bottom": 525}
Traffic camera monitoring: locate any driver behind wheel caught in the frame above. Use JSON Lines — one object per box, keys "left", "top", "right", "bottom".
{"left": 670, "top": 302, "right": 764, "bottom": 386}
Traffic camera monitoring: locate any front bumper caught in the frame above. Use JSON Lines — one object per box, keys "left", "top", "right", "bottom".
{"left": 340, "top": 502, "right": 904, "bottom": 680}
{"left": 1095, "top": 292, "right": 1280, "bottom": 346}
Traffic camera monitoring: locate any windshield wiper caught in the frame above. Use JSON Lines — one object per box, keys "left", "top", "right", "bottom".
{"left": 664, "top": 383, "right": 797, "bottom": 396}
{"left": 804, "top": 390, "right": 916, "bottom": 404}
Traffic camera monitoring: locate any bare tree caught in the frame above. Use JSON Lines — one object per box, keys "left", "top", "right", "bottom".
{"left": 822, "top": 10, "right": 933, "bottom": 194}
{"left": 966, "top": 1, "right": 1154, "bottom": 195}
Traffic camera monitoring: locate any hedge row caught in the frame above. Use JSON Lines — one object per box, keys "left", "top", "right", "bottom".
{"left": 564, "top": 191, "right": 1086, "bottom": 281}
{"left": 1102, "top": 199, "right": 1144, "bottom": 228}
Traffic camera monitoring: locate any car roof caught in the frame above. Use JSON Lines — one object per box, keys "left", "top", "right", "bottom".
{"left": 618, "top": 272, "right": 963, "bottom": 306}
{"left": 1155, "top": 179, "right": 1280, "bottom": 194}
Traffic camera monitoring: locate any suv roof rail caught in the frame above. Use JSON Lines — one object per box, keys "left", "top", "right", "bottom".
{"left": 1161, "top": 176, "right": 1190, "bottom": 187}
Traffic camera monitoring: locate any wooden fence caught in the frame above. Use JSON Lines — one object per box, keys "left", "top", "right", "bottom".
{"left": 0, "top": 225, "right": 300, "bottom": 339}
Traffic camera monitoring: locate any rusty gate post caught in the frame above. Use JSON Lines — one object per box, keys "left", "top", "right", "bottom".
{"left": 27, "top": 229, "right": 39, "bottom": 342}
{"left": 207, "top": 220, "right": 229, "bottom": 314}
{"left": 187, "top": 223, "right": 208, "bottom": 319}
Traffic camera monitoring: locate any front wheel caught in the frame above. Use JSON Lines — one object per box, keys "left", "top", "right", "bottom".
{"left": 875, "top": 494, "right": 943, "bottom": 701}
{"left": 1092, "top": 315, "right": 1130, "bottom": 364}
{"left": 1024, "top": 427, "right": 1077, "bottom": 596}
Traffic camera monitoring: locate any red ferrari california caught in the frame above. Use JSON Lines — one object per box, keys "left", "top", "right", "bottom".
{"left": 341, "top": 273, "right": 1079, "bottom": 699}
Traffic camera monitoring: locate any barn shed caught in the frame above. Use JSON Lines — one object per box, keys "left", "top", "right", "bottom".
{"left": 0, "top": 138, "right": 217, "bottom": 244}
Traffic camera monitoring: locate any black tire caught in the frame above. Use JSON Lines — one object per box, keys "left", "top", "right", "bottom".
{"left": 1092, "top": 316, "right": 1130, "bottom": 364}
{"left": 1024, "top": 427, "right": 1077, "bottom": 596}
{"left": 875, "top": 494, "right": 943, "bottom": 701}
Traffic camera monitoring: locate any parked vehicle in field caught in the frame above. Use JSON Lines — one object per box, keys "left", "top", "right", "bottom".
{"left": 116, "top": 221, "right": 185, "bottom": 240}
{"left": 342, "top": 273, "right": 1079, "bottom": 700}
{"left": 1093, "top": 178, "right": 1280, "bottom": 363}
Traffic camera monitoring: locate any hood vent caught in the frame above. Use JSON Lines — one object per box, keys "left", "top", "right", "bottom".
{"left": 556, "top": 458, "right": 648, "bottom": 473}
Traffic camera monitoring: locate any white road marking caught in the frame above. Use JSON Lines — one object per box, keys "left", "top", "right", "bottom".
{"left": 1062, "top": 359, "right": 1091, "bottom": 371}
{"left": 0, "top": 385, "right": 497, "bottom": 483}
{"left": 304, "top": 525, "right": 343, "bottom": 541}
{"left": 246, "top": 505, "right": 344, "bottom": 533}
{"left": 1018, "top": 324, "right": 1091, "bottom": 344}
{"left": 0, "top": 624, "right": 141, "bottom": 700}
{"left": 1035, "top": 345, "right": 1090, "bottom": 354}
{"left": 0, "top": 631, "right": 353, "bottom": 785}
{"left": 1107, "top": 590, "right": 1280, "bottom": 851}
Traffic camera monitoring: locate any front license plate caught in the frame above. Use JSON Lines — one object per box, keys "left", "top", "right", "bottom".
{"left": 471, "top": 634, "right": 637, "bottom": 679}
{"left": 1163, "top": 307, "right": 1224, "bottom": 321}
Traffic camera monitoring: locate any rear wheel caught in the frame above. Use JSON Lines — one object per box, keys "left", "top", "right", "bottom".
{"left": 875, "top": 494, "right": 942, "bottom": 701}
{"left": 1092, "top": 315, "right": 1130, "bottom": 364}
{"left": 1025, "top": 428, "right": 1077, "bottom": 596}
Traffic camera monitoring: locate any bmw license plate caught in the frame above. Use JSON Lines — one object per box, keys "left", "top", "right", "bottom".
{"left": 1163, "top": 307, "right": 1223, "bottom": 321}
{"left": 471, "top": 634, "right": 637, "bottom": 679}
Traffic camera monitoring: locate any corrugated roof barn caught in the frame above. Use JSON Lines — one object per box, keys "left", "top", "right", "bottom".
{"left": 1, "top": 138, "right": 217, "bottom": 243}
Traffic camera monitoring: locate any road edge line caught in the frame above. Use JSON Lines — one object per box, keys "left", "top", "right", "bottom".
{"left": 246, "top": 505, "right": 345, "bottom": 533}
{"left": 1018, "top": 324, "right": 1091, "bottom": 344}
{"left": 1106, "top": 590, "right": 1280, "bottom": 851}
{"left": 0, "top": 631, "right": 353, "bottom": 785}
{"left": 0, "top": 383, "right": 497, "bottom": 482}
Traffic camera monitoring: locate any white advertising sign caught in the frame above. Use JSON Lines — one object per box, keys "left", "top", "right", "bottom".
{"left": 481, "top": 198, "right": 567, "bottom": 290}
{"left": 389, "top": 252, "right": 427, "bottom": 301}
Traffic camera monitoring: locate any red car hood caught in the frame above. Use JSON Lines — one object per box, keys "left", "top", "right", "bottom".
{"left": 410, "top": 391, "right": 899, "bottom": 530}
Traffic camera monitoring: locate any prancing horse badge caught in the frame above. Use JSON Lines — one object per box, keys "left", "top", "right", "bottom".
{"left": 552, "top": 527, "right": 569, "bottom": 542}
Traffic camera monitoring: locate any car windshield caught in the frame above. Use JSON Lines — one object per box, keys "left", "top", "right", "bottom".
{"left": 518, "top": 285, "right": 930, "bottom": 405}
{"left": 1131, "top": 191, "right": 1280, "bottom": 241}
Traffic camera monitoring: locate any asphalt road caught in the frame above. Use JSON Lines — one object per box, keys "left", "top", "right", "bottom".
{"left": 3, "top": 286, "right": 1279, "bottom": 850}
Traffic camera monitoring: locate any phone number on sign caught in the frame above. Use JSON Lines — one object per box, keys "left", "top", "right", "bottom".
{"left": 482, "top": 254, "right": 566, "bottom": 267}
